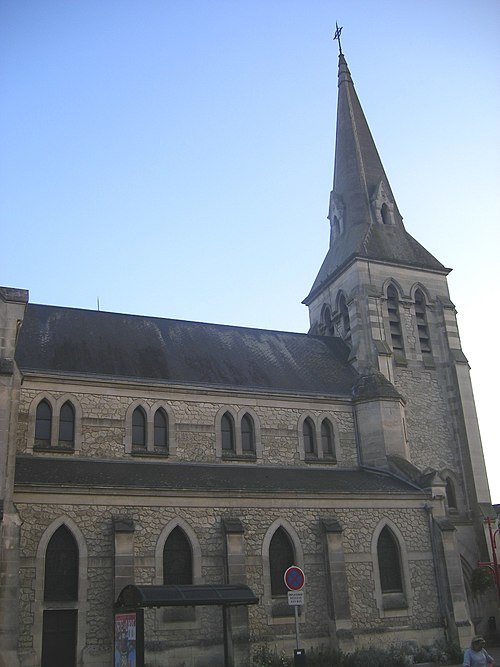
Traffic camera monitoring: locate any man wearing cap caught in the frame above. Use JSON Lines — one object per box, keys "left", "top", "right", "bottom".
{"left": 463, "top": 636, "right": 495, "bottom": 667}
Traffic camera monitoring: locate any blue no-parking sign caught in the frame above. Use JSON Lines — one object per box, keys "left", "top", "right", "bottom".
{"left": 284, "top": 565, "right": 305, "bottom": 591}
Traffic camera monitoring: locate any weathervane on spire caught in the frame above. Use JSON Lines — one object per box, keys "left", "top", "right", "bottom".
{"left": 333, "top": 22, "right": 343, "bottom": 55}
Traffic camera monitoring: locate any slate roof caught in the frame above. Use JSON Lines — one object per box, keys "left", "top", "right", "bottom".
{"left": 304, "top": 54, "right": 447, "bottom": 303}
{"left": 15, "top": 456, "right": 423, "bottom": 495}
{"left": 16, "top": 303, "right": 359, "bottom": 395}
{"left": 306, "top": 227, "right": 448, "bottom": 303}
{"left": 352, "top": 369, "right": 404, "bottom": 402}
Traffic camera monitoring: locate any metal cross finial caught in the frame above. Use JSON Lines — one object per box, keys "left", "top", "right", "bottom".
{"left": 333, "top": 22, "right": 343, "bottom": 55}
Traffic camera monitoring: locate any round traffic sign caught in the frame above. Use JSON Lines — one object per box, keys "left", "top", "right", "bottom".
{"left": 284, "top": 565, "right": 305, "bottom": 591}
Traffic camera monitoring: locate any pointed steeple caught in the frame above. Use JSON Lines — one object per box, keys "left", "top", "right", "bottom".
{"left": 333, "top": 53, "right": 400, "bottom": 231}
{"left": 304, "top": 53, "right": 447, "bottom": 305}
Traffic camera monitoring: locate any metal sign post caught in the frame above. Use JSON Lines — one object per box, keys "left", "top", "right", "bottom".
{"left": 284, "top": 566, "right": 306, "bottom": 666}
{"left": 288, "top": 591, "right": 303, "bottom": 649}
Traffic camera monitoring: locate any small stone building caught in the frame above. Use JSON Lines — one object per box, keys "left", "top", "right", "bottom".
{"left": 0, "top": 52, "right": 495, "bottom": 667}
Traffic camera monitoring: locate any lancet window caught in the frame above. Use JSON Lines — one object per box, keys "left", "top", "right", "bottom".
{"left": 59, "top": 402, "right": 75, "bottom": 447}
{"left": 269, "top": 528, "right": 295, "bottom": 597}
{"left": 414, "top": 289, "right": 432, "bottom": 359}
{"left": 154, "top": 408, "right": 168, "bottom": 449}
{"left": 35, "top": 400, "right": 52, "bottom": 447}
{"left": 387, "top": 285, "right": 404, "bottom": 354}
{"left": 42, "top": 525, "right": 79, "bottom": 667}
{"left": 163, "top": 526, "right": 193, "bottom": 586}
{"left": 132, "top": 406, "right": 147, "bottom": 448}
{"left": 241, "top": 414, "right": 255, "bottom": 452}
{"left": 377, "top": 526, "right": 403, "bottom": 594}
{"left": 221, "top": 412, "right": 235, "bottom": 452}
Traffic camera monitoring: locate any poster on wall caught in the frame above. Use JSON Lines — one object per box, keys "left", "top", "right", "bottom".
{"left": 114, "top": 610, "right": 144, "bottom": 667}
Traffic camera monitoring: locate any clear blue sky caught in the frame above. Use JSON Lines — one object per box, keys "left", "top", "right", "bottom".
{"left": 1, "top": 1, "right": 499, "bottom": 501}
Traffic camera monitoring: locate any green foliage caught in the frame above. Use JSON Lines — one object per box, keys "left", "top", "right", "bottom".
{"left": 305, "top": 645, "right": 344, "bottom": 666}
{"left": 413, "top": 638, "right": 463, "bottom": 664}
{"left": 471, "top": 567, "right": 495, "bottom": 594}
{"left": 250, "top": 639, "right": 463, "bottom": 666}
{"left": 341, "top": 644, "right": 413, "bottom": 667}
{"left": 251, "top": 645, "right": 291, "bottom": 667}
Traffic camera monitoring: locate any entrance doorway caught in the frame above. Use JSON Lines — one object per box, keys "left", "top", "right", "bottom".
{"left": 41, "top": 609, "right": 77, "bottom": 667}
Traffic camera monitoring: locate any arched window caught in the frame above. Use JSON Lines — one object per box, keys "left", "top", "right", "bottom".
{"left": 221, "top": 412, "right": 235, "bottom": 452}
{"left": 269, "top": 528, "right": 294, "bottom": 597}
{"left": 381, "top": 203, "right": 391, "bottom": 225}
{"left": 332, "top": 215, "right": 340, "bottom": 238}
{"left": 163, "top": 527, "right": 192, "bottom": 585}
{"left": 59, "top": 402, "right": 75, "bottom": 448}
{"left": 42, "top": 525, "right": 79, "bottom": 667}
{"left": 445, "top": 477, "right": 457, "bottom": 510}
{"left": 415, "top": 289, "right": 432, "bottom": 357}
{"left": 31, "top": 395, "right": 81, "bottom": 453}
{"left": 321, "top": 419, "right": 335, "bottom": 458}
{"left": 154, "top": 408, "right": 168, "bottom": 449}
{"left": 132, "top": 407, "right": 146, "bottom": 448}
{"left": 44, "top": 525, "right": 79, "bottom": 602}
{"left": 35, "top": 400, "right": 52, "bottom": 446}
{"left": 338, "top": 295, "right": 351, "bottom": 343}
{"left": 303, "top": 418, "right": 315, "bottom": 456}
{"left": 321, "top": 306, "right": 333, "bottom": 335}
{"left": 387, "top": 285, "right": 404, "bottom": 353}
{"left": 241, "top": 414, "right": 255, "bottom": 452}
{"left": 377, "top": 527, "right": 403, "bottom": 594}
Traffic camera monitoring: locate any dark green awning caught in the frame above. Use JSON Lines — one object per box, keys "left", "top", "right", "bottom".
{"left": 116, "top": 584, "right": 258, "bottom": 608}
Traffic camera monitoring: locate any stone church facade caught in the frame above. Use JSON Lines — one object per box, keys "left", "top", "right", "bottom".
{"left": 0, "top": 52, "right": 495, "bottom": 667}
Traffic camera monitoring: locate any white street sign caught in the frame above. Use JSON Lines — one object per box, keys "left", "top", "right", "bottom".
{"left": 287, "top": 590, "right": 304, "bottom": 606}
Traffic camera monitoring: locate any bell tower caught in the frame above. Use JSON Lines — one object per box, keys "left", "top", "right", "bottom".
{"left": 303, "top": 50, "right": 449, "bottom": 379}
{"left": 303, "top": 43, "right": 491, "bottom": 520}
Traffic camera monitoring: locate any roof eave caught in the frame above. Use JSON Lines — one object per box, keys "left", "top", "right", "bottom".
{"left": 303, "top": 254, "right": 452, "bottom": 306}
{"left": 18, "top": 368, "right": 356, "bottom": 403}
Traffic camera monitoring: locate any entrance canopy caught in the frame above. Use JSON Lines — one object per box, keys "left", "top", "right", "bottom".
{"left": 116, "top": 584, "right": 258, "bottom": 608}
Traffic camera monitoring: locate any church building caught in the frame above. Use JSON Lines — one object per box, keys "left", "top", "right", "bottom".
{"left": 0, "top": 47, "right": 496, "bottom": 667}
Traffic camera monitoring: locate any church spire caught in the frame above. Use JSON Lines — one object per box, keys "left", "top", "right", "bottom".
{"left": 332, "top": 51, "right": 402, "bottom": 232}
{"left": 304, "top": 47, "right": 446, "bottom": 305}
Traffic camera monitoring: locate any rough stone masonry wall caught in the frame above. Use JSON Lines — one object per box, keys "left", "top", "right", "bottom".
{"left": 18, "top": 502, "right": 114, "bottom": 659}
{"left": 16, "top": 499, "right": 440, "bottom": 658}
{"left": 393, "top": 299, "right": 458, "bottom": 474}
{"left": 394, "top": 367, "right": 456, "bottom": 472}
{"left": 330, "top": 506, "right": 440, "bottom": 634}
{"left": 16, "top": 387, "right": 357, "bottom": 467}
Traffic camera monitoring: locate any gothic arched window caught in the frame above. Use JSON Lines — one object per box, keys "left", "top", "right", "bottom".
{"left": 241, "top": 414, "right": 255, "bottom": 452}
{"left": 333, "top": 215, "right": 341, "bottom": 237}
{"left": 381, "top": 202, "right": 391, "bottom": 225}
{"left": 445, "top": 477, "right": 457, "bottom": 510}
{"left": 377, "top": 526, "right": 403, "bottom": 594}
{"left": 415, "top": 289, "right": 431, "bottom": 357}
{"left": 321, "top": 306, "right": 333, "bottom": 335}
{"left": 303, "top": 418, "right": 315, "bottom": 456}
{"left": 221, "top": 412, "right": 235, "bottom": 452}
{"left": 269, "top": 528, "right": 294, "bottom": 597}
{"left": 338, "top": 294, "right": 351, "bottom": 343}
{"left": 132, "top": 407, "right": 147, "bottom": 448}
{"left": 154, "top": 408, "right": 168, "bottom": 449}
{"left": 59, "top": 401, "right": 75, "bottom": 448}
{"left": 163, "top": 527, "right": 193, "bottom": 586}
{"left": 387, "top": 285, "right": 404, "bottom": 353}
{"left": 35, "top": 400, "right": 52, "bottom": 447}
{"left": 321, "top": 419, "right": 335, "bottom": 458}
{"left": 42, "top": 525, "right": 79, "bottom": 667}
{"left": 44, "top": 525, "right": 79, "bottom": 602}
